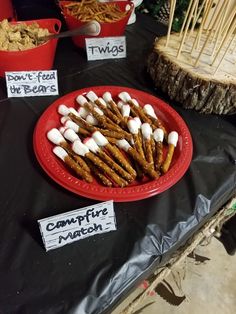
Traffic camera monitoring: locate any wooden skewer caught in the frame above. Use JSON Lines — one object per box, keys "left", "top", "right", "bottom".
{"left": 194, "top": 0, "right": 228, "bottom": 66}
{"left": 188, "top": 0, "right": 207, "bottom": 37}
{"left": 214, "top": 32, "right": 236, "bottom": 75}
{"left": 211, "top": 17, "right": 236, "bottom": 67}
{"left": 191, "top": 0, "right": 214, "bottom": 53}
{"left": 179, "top": 0, "right": 195, "bottom": 37}
{"left": 190, "top": 0, "right": 199, "bottom": 34}
{"left": 165, "top": 0, "right": 177, "bottom": 48}
{"left": 211, "top": 0, "right": 231, "bottom": 57}
{"left": 177, "top": 0, "right": 199, "bottom": 58}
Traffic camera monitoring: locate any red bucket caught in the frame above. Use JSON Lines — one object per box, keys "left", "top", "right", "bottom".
{"left": 59, "top": 1, "right": 133, "bottom": 48}
{"left": 0, "top": 19, "right": 61, "bottom": 77}
{"left": 0, "top": 0, "right": 14, "bottom": 21}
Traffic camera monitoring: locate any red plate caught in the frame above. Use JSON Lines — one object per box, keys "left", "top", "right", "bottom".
{"left": 33, "top": 86, "right": 193, "bottom": 202}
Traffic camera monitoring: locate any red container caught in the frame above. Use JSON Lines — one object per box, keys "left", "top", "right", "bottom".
{"left": 0, "top": 19, "right": 61, "bottom": 77}
{"left": 0, "top": 0, "right": 14, "bottom": 21}
{"left": 59, "top": 1, "right": 133, "bottom": 48}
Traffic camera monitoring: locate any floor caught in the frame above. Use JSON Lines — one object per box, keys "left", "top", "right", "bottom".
{"left": 113, "top": 237, "right": 236, "bottom": 314}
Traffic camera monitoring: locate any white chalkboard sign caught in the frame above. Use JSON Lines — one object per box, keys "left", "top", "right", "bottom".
{"left": 5, "top": 70, "right": 59, "bottom": 97}
{"left": 85, "top": 36, "right": 126, "bottom": 61}
{"left": 38, "top": 200, "right": 116, "bottom": 251}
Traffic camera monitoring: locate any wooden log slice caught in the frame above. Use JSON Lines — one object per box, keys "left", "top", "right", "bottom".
{"left": 147, "top": 32, "right": 236, "bottom": 115}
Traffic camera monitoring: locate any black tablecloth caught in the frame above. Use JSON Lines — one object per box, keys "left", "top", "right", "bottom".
{"left": 0, "top": 13, "right": 236, "bottom": 314}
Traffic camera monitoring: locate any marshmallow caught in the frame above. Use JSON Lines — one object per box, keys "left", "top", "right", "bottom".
{"left": 94, "top": 107, "right": 104, "bottom": 115}
{"left": 153, "top": 128, "right": 164, "bottom": 142}
{"left": 47, "top": 128, "right": 65, "bottom": 145}
{"left": 60, "top": 116, "right": 70, "bottom": 124}
{"left": 76, "top": 95, "right": 87, "bottom": 106}
{"left": 59, "top": 126, "right": 67, "bottom": 134}
{"left": 102, "top": 91, "right": 112, "bottom": 102}
{"left": 86, "top": 114, "right": 98, "bottom": 125}
{"left": 143, "top": 104, "right": 157, "bottom": 119}
{"left": 86, "top": 91, "right": 98, "bottom": 102}
{"left": 84, "top": 137, "right": 100, "bottom": 153}
{"left": 127, "top": 119, "right": 139, "bottom": 134}
{"left": 117, "top": 100, "right": 126, "bottom": 109}
{"left": 118, "top": 91, "right": 131, "bottom": 102}
{"left": 133, "top": 117, "right": 141, "bottom": 128}
{"left": 141, "top": 123, "right": 152, "bottom": 140}
{"left": 58, "top": 104, "right": 70, "bottom": 116}
{"left": 69, "top": 107, "right": 79, "bottom": 117}
{"left": 72, "top": 140, "right": 89, "bottom": 156}
{"left": 168, "top": 131, "right": 178, "bottom": 147}
{"left": 63, "top": 129, "right": 80, "bottom": 143}
{"left": 121, "top": 104, "right": 130, "bottom": 117}
{"left": 92, "top": 131, "right": 109, "bottom": 146}
{"left": 116, "top": 139, "right": 131, "bottom": 152}
{"left": 53, "top": 146, "right": 68, "bottom": 161}
{"left": 131, "top": 99, "right": 139, "bottom": 107}
{"left": 77, "top": 107, "right": 89, "bottom": 119}
{"left": 98, "top": 97, "right": 107, "bottom": 107}
{"left": 64, "top": 120, "right": 79, "bottom": 133}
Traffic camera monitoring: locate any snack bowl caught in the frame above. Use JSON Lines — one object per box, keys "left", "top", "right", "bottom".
{"left": 59, "top": 1, "right": 133, "bottom": 48}
{"left": 0, "top": 18, "right": 61, "bottom": 77}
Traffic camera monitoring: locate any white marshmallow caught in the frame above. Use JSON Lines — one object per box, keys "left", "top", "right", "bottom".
{"left": 118, "top": 91, "right": 131, "bottom": 102}
{"left": 64, "top": 120, "right": 79, "bottom": 133}
{"left": 153, "top": 128, "right": 164, "bottom": 142}
{"left": 77, "top": 107, "right": 89, "bottom": 119}
{"left": 92, "top": 131, "right": 108, "bottom": 146}
{"left": 72, "top": 140, "right": 89, "bottom": 156}
{"left": 127, "top": 119, "right": 139, "bottom": 134}
{"left": 86, "top": 114, "right": 98, "bottom": 125}
{"left": 102, "top": 91, "right": 112, "bottom": 102}
{"left": 84, "top": 138, "right": 100, "bottom": 153}
{"left": 63, "top": 129, "right": 80, "bottom": 143}
{"left": 53, "top": 146, "right": 68, "bottom": 161}
{"left": 69, "top": 107, "right": 79, "bottom": 117}
{"left": 116, "top": 139, "right": 131, "bottom": 152}
{"left": 131, "top": 99, "right": 139, "bottom": 107}
{"left": 141, "top": 123, "right": 152, "bottom": 140}
{"left": 133, "top": 117, "right": 141, "bottom": 128}
{"left": 143, "top": 104, "right": 157, "bottom": 119}
{"left": 168, "top": 131, "right": 178, "bottom": 147}
{"left": 60, "top": 116, "right": 70, "bottom": 124}
{"left": 58, "top": 104, "right": 70, "bottom": 116}
{"left": 94, "top": 107, "right": 104, "bottom": 115}
{"left": 117, "top": 100, "right": 125, "bottom": 109}
{"left": 98, "top": 97, "right": 107, "bottom": 107}
{"left": 47, "top": 128, "right": 65, "bottom": 145}
{"left": 59, "top": 126, "right": 67, "bottom": 134}
{"left": 121, "top": 104, "right": 130, "bottom": 117}
{"left": 76, "top": 95, "right": 87, "bottom": 106}
{"left": 86, "top": 91, "right": 98, "bottom": 102}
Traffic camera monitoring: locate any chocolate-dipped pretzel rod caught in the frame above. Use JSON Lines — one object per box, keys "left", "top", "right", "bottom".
{"left": 92, "top": 131, "right": 137, "bottom": 179}
{"left": 84, "top": 137, "right": 134, "bottom": 183}
{"left": 47, "top": 128, "right": 90, "bottom": 173}
{"left": 86, "top": 91, "right": 122, "bottom": 125}
{"left": 72, "top": 140, "right": 129, "bottom": 188}
{"left": 143, "top": 104, "right": 167, "bottom": 137}
{"left": 53, "top": 146, "right": 93, "bottom": 183}
{"left": 162, "top": 131, "right": 178, "bottom": 174}
{"left": 141, "top": 123, "right": 154, "bottom": 169}
{"left": 127, "top": 118, "right": 145, "bottom": 159}
{"left": 102, "top": 91, "right": 123, "bottom": 120}
{"left": 153, "top": 128, "right": 164, "bottom": 171}
{"left": 116, "top": 139, "right": 159, "bottom": 180}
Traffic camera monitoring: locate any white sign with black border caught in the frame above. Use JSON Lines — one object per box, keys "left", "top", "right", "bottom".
{"left": 5, "top": 70, "right": 59, "bottom": 97}
{"left": 85, "top": 36, "right": 126, "bottom": 61}
{"left": 38, "top": 200, "right": 116, "bottom": 251}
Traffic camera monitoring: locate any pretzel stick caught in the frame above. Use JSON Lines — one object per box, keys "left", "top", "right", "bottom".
{"left": 162, "top": 131, "right": 178, "bottom": 174}
{"left": 141, "top": 123, "right": 154, "bottom": 169}
{"left": 86, "top": 160, "right": 113, "bottom": 187}
{"left": 153, "top": 128, "right": 164, "bottom": 171}
{"left": 143, "top": 104, "right": 167, "bottom": 137}
{"left": 116, "top": 140, "right": 159, "bottom": 180}
{"left": 47, "top": 128, "right": 91, "bottom": 173}
{"left": 86, "top": 91, "right": 122, "bottom": 125}
{"left": 103, "top": 92, "right": 123, "bottom": 120}
{"left": 53, "top": 146, "right": 93, "bottom": 183}
{"left": 72, "top": 140, "right": 128, "bottom": 187}
{"left": 84, "top": 138, "right": 134, "bottom": 183}
{"left": 92, "top": 131, "right": 137, "bottom": 179}
{"left": 127, "top": 118, "right": 145, "bottom": 159}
